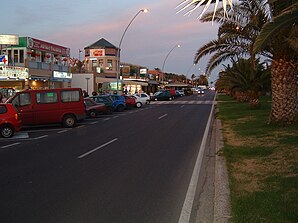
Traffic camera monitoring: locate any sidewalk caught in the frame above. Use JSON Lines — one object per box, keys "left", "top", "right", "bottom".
{"left": 193, "top": 118, "right": 231, "bottom": 223}
{"left": 213, "top": 119, "right": 232, "bottom": 223}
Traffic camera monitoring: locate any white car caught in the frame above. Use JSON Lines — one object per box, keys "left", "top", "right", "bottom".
{"left": 133, "top": 93, "right": 150, "bottom": 108}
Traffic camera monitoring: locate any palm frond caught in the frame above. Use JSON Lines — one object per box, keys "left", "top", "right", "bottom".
{"left": 176, "top": 0, "right": 234, "bottom": 20}
{"left": 253, "top": 4, "right": 298, "bottom": 53}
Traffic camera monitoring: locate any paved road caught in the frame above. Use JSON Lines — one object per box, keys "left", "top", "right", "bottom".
{"left": 0, "top": 91, "right": 216, "bottom": 223}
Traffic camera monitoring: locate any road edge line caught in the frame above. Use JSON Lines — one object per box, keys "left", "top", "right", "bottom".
{"left": 178, "top": 93, "right": 216, "bottom": 223}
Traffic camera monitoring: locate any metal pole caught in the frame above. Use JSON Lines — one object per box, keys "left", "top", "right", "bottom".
{"left": 161, "top": 44, "right": 180, "bottom": 88}
{"left": 116, "top": 9, "right": 148, "bottom": 94}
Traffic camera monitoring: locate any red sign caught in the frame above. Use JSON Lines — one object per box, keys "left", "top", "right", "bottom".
{"left": 28, "top": 37, "right": 70, "bottom": 56}
{"left": 90, "top": 49, "right": 105, "bottom": 57}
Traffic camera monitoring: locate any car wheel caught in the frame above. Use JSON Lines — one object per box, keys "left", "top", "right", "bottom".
{"left": 117, "top": 104, "right": 125, "bottom": 112}
{"left": 146, "top": 100, "right": 150, "bottom": 104}
{"left": 136, "top": 102, "right": 142, "bottom": 108}
{"left": 169, "top": 97, "right": 173, "bottom": 101}
{"left": 106, "top": 106, "right": 114, "bottom": 114}
{"left": 0, "top": 125, "right": 14, "bottom": 138}
{"left": 154, "top": 98, "right": 158, "bottom": 101}
{"left": 63, "top": 114, "right": 77, "bottom": 128}
{"left": 89, "top": 110, "right": 97, "bottom": 118}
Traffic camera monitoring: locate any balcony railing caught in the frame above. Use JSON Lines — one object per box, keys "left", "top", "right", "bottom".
{"left": 27, "top": 61, "right": 68, "bottom": 72}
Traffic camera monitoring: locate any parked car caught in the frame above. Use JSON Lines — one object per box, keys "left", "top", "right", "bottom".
{"left": 0, "top": 103, "right": 21, "bottom": 138}
{"left": 150, "top": 90, "right": 173, "bottom": 101}
{"left": 133, "top": 93, "right": 150, "bottom": 108}
{"left": 84, "top": 98, "right": 107, "bottom": 118}
{"left": 90, "top": 95, "right": 114, "bottom": 114}
{"left": 109, "top": 95, "right": 126, "bottom": 112}
{"left": 123, "top": 95, "right": 137, "bottom": 108}
{"left": 6, "top": 88, "right": 86, "bottom": 128}
{"left": 177, "top": 90, "right": 185, "bottom": 96}
{"left": 175, "top": 90, "right": 184, "bottom": 97}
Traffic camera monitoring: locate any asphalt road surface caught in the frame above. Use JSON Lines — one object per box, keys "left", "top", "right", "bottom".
{"left": 0, "top": 91, "right": 216, "bottom": 223}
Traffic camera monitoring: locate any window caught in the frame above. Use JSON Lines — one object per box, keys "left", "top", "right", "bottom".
{"left": 13, "top": 49, "right": 18, "bottom": 64}
{"left": 36, "top": 92, "right": 58, "bottom": 104}
{"left": 0, "top": 105, "right": 8, "bottom": 114}
{"left": 61, "top": 90, "right": 80, "bottom": 102}
{"left": 84, "top": 100, "right": 93, "bottom": 106}
{"left": 12, "top": 93, "right": 31, "bottom": 107}
{"left": 99, "top": 59, "right": 103, "bottom": 67}
{"left": 107, "top": 60, "right": 113, "bottom": 69}
{"left": 20, "top": 50, "right": 24, "bottom": 63}
{"left": 92, "top": 60, "right": 97, "bottom": 69}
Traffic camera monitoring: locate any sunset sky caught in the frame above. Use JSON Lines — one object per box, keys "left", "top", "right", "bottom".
{"left": 2, "top": 0, "right": 221, "bottom": 81}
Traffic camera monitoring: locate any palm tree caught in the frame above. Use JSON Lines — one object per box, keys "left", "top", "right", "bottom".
{"left": 223, "top": 58, "right": 271, "bottom": 107}
{"left": 191, "top": 73, "right": 196, "bottom": 86}
{"left": 253, "top": 0, "right": 298, "bottom": 124}
{"left": 193, "top": 0, "right": 270, "bottom": 73}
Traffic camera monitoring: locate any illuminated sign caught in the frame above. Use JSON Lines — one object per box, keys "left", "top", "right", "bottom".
{"left": 28, "top": 37, "right": 70, "bottom": 56}
{"left": 0, "top": 55, "right": 8, "bottom": 65}
{"left": 0, "top": 34, "right": 19, "bottom": 45}
{"left": 0, "top": 66, "right": 29, "bottom": 79}
{"left": 140, "top": 68, "right": 147, "bottom": 74}
{"left": 53, "top": 71, "right": 72, "bottom": 79}
{"left": 90, "top": 49, "right": 105, "bottom": 57}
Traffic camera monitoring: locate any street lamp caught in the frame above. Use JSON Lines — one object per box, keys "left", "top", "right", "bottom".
{"left": 116, "top": 8, "right": 149, "bottom": 93}
{"left": 161, "top": 44, "right": 181, "bottom": 87}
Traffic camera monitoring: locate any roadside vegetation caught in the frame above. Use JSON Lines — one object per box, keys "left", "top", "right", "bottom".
{"left": 217, "top": 94, "right": 298, "bottom": 222}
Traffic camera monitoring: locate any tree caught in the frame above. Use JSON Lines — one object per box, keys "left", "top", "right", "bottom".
{"left": 194, "top": 0, "right": 270, "bottom": 73}
{"left": 253, "top": 0, "right": 298, "bottom": 124}
{"left": 191, "top": 73, "right": 196, "bottom": 86}
{"left": 223, "top": 58, "right": 271, "bottom": 107}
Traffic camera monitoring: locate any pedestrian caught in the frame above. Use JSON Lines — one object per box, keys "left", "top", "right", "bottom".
{"left": 83, "top": 90, "right": 89, "bottom": 97}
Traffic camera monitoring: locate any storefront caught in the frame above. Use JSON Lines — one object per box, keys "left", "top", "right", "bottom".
{"left": 123, "top": 80, "right": 148, "bottom": 94}
{"left": 1, "top": 36, "right": 71, "bottom": 92}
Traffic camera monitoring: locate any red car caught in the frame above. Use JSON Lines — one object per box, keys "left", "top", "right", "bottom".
{"left": 123, "top": 95, "right": 136, "bottom": 108}
{"left": 0, "top": 103, "right": 21, "bottom": 138}
{"left": 84, "top": 98, "right": 107, "bottom": 118}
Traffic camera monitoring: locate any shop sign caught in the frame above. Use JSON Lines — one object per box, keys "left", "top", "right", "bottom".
{"left": 28, "top": 37, "right": 70, "bottom": 56}
{"left": 90, "top": 49, "right": 105, "bottom": 57}
{"left": 140, "top": 68, "right": 147, "bottom": 74}
{"left": 0, "top": 55, "right": 8, "bottom": 65}
{"left": 0, "top": 66, "right": 29, "bottom": 79}
{"left": 0, "top": 34, "right": 19, "bottom": 45}
{"left": 53, "top": 71, "right": 72, "bottom": 79}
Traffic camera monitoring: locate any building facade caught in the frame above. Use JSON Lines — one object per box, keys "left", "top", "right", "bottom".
{"left": 0, "top": 36, "right": 71, "bottom": 96}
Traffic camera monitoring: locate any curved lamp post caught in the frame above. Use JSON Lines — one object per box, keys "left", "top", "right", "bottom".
{"left": 116, "top": 9, "right": 148, "bottom": 93}
{"left": 161, "top": 44, "right": 181, "bottom": 87}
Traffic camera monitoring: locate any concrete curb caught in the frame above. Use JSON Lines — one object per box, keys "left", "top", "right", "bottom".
{"left": 214, "top": 119, "right": 232, "bottom": 223}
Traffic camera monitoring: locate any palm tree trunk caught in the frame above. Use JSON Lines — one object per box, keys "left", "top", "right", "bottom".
{"left": 269, "top": 59, "right": 298, "bottom": 124}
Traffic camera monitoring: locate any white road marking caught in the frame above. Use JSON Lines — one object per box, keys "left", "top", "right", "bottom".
{"left": 90, "top": 121, "right": 98, "bottom": 124}
{"left": 57, "top": 130, "right": 68, "bottom": 134}
{"left": 158, "top": 114, "right": 168, "bottom": 120}
{"left": 33, "top": 135, "right": 48, "bottom": 140}
{"left": 103, "top": 118, "right": 111, "bottom": 121}
{"left": 78, "top": 138, "right": 119, "bottom": 159}
{"left": 178, "top": 93, "right": 216, "bottom": 223}
{"left": 77, "top": 125, "right": 85, "bottom": 128}
{"left": 180, "top": 105, "right": 185, "bottom": 108}
{"left": 1, "top": 142, "right": 21, "bottom": 149}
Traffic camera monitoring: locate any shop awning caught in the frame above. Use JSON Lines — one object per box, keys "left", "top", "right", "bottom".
{"left": 96, "top": 77, "right": 121, "bottom": 83}
{"left": 123, "top": 80, "right": 148, "bottom": 86}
